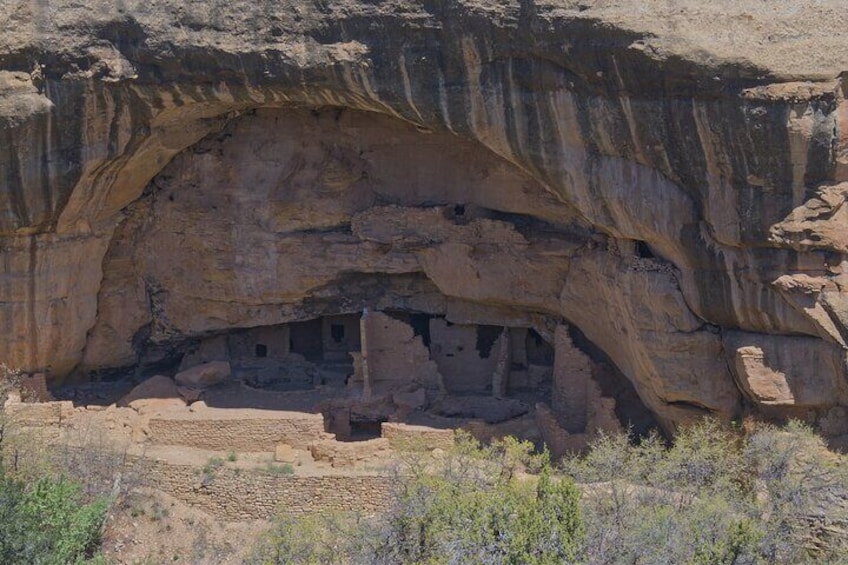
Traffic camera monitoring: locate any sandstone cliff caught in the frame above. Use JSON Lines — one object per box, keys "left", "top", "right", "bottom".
{"left": 2, "top": 0, "right": 848, "bottom": 435}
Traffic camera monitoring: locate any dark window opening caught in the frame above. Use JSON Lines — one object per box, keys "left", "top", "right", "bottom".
{"left": 331, "top": 324, "right": 345, "bottom": 343}
{"left": 349, "top": 420, "right": 384, "bottom": 441}
{"left": 532, "top": 331, "right": 544, "bottom": 347}
{"left": 635, "top": 240, "right": 655, "bottom": 259}
{"left": 454, "top": 204, "right": 465, "bottom": 216}
{"left": 408, "top": 313, "right": 433, "bottom": 347}
{"left": 255, "top": 344, "right": 268, "bottom": 358}
{"left": 476, "top": 325, "right": 503, "bottom": 358}
{"left": 289, "top": 318, "right": 324, "bottom": 361}
{"left": 526, "top": 329, "right": 554, "bottom": 366}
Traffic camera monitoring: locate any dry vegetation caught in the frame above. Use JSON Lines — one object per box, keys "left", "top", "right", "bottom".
{"left": 250, "top": 423, "right": 848, "bottom": 565}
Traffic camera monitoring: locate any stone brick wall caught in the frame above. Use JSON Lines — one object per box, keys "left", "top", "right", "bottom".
{"left": 3, "top": 399, "right": 75, "bottom": 426}
{"left": 358, "top": 311, "right": 443, "bottom": 392}
{"left": 309, "top": 437, "right": 391, "bottom": 467}
{"left": 535, "top": 402, "right": 587, "bottom": 458}
{"left": 429, "top": 319, "right": 496, "bottom": 393}
{"left": 148, "top": 460, "right": 393, "bottom": 520}
{"left": 381, "top": 422, "right": 455, "bottom": 451}
{"left": 146, "top": 408, "right": 327, "bottom": 450}
{"left": 552, "top": 325, "right": 592, "bottom": 432}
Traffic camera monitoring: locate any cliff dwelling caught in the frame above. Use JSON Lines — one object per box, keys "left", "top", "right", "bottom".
{"left": 7, "top": 106, "right": 666, "bottom": 455}
{"left": 7, "top": 3, "right": 848, "bottom": 561}
{"left": 11, "top": 92, "right": 847, "bottom": 454}
{"left": 6, "top": 4, "right": 848, "bottom": 453}
{"left": 143, "top": 308, "right": 651, "bottom": 450}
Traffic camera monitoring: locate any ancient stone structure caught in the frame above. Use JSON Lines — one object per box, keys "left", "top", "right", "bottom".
{"left": 3, "top": 0, "right": 848, "bottom": 445}
{"left": 151, "top": 462, "right": 394, "bottom": 520}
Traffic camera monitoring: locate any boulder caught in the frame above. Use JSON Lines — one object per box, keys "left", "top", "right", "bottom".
{"left": 174, "top": 361, "right": 231, "bottom": 388}
{"left": 128, "top": 397, "right": 187, "bottom": 415}
{"left": 177, "top": 387, "right": 204, "bottom": 403}
{"left": 118, "top": 375, "right": 180, "bottom": 407}
{"left": 274, "top": 443, "right": 297, "bottom": 463}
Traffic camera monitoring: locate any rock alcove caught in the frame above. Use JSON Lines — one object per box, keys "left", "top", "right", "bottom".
{"left": 53, "top": 107, "right": 659, "bottom": 452}
{"left": 5, "top": 0, "right": 848, "bottom": 449}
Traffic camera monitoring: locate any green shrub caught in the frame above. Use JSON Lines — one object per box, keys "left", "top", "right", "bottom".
{"left": 0, "top": 469, "right": 109, "bottom": 564}
{"left": 265, "top": 463, "right": 295, "bottom": 475}
{"left": 202, "top": 456, "right": 224, "bottom": 475}
{"left": 251, "top": 433, "right": 583, "bottom": 564}
{"left": 251, "top": 420, "right": 848, "bottom": 564}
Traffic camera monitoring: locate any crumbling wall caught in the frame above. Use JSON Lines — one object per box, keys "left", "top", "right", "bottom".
{"left": 531, "top": 324, "right": 626, "bottom": 456}
{"left": 536, "top": 404, "right": 588, "bottom": 457}
{"left": 16, "top": 373, "right": 54, "bottom": 402}
{"left": 552, "top": 326, "right": 592, "bottom": 433}
{"left": 429, "top": 319, "right": 498, "bottom": 393}
{"left": 2, "top": 399, "right": 75, "bottom": 427}
{"left": 355, "top": 311, "right": 443, "bottom": 393}
{"left": 309, "top": 437, "right": 391, "bottom": 467}
{"left": 537, "top": 376, "right": 624, "bottom": 458}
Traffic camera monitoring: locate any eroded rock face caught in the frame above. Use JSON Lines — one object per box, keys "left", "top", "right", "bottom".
{"left": 3, "top": 0, "right": 848, "bottom": 436}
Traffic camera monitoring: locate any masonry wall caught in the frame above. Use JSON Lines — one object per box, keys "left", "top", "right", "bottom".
{"left": 381, "top": 422, "right": 455, "bottom": 451}
{"left": 429, "top": 319, "right": 498, "bottom": 393}
{"left": 149, "top": 460, "right": 393, "bottom": 520}
{"left": 229, "top": 325, "right": 291, "bottom": 360}
{"left": 3, "top": 400, "right": 75, "bottom": 426}
{"left": 146, "top": 409, "right": 327, "bottom": 450}
{"left": 358, "top": 311, "right": 443, "bottom": 391}
{"left": 535, "top": 403, "right": 587, "bottom": 458}
{"left": 321, "top": 314, "right": 361, "bottom": 362}
{"left": 552, "top": 325, "right": 591, "bottom": 433}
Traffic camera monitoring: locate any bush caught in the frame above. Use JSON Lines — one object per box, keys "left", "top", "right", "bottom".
{"left": 564, "top": 419, "right": 848, "bottom": 564}
{"left": 265, "top": 463, "right": 295, "bottom": 475}
{"left": 251, "top": 433, "right": 583, "bottom": 565}
{"left": 0, "top": 468, "right": 109, "bottom": 564}
{"left": 381, "top": 437, "right": 582, "bottom": 564}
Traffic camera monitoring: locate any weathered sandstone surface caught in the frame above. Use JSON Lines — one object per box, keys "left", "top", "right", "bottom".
{"left": 3, "top": 0, "right": 848, "bottom": 436}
